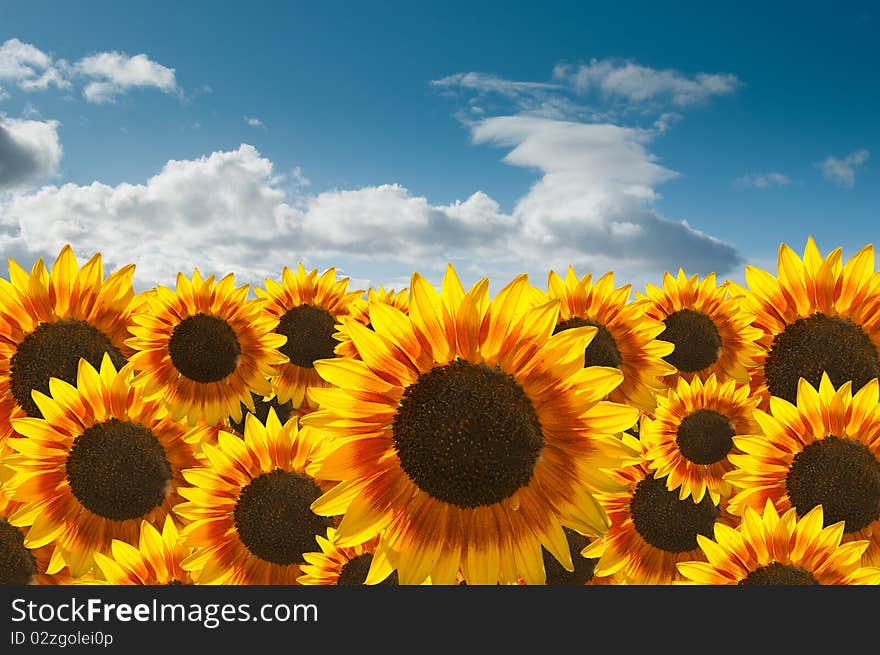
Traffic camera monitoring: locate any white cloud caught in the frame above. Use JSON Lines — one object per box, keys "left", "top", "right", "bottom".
{"left": 243, "top": 115, "right": 265, "bottom": 129}
{"left": 468, "top": 116, "right": 741, "bottom": 280}
{"left": 75, "top": 52, "right": 178, "bottom": 103}
{"left": 0, "top": 38, "right": 70, "bottom": 93}
{"left": 291, "top": 165, "right": 310, "bottom": 187}
{"left": 553, "top": 58, "right": 741, "bottom": 107}
{"left": 815, "top": 149, "right": 869, "bottom": 188}
{"left": 0, "top": 133, "right": 742, "bottom": 293}
{"left": 734, "top": 172, "right": 791, "bottom": 188}
{"left": 0, "top": 115, "right": 62, "bottom": 190}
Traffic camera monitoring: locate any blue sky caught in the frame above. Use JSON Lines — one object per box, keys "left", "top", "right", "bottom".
{"left": 0, "top": 0, "right": 876, "bottom": 293}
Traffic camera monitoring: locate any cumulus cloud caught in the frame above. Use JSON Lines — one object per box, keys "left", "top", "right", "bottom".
{"left": 469, "top": 116, "right": 742, "bottom": 279}
{"left": 815, "top": 149, "right": 869, "bottom": 188}
{"left": 0, "top": 38, "right": 70, "bottom": 93}
{"left": 553, "top": 58, "right": 741, "bottom": 107}
{"left": 734, "top": 172, "right": 791, "bottom": 188}
{"left": 75, "top": 52, "right": 178, "bottom": 104}
{"left": 0, "top": 132, "right": 742, "bottom": 293}
{"left": 243, "top": 115, "right": 266, "bottom": 129}
{"left": 0, "top": 115, "right": 62, "bottom": 190}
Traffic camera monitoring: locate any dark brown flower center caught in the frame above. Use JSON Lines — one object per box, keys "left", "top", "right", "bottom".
{"left": 785, "top": 435, "right": 880, "bottom": 533}
{"left": 230, "top": 392, "right": 294, "bottom": 435}
{"left": 764, "top": 313, "right": 880, "bottom": 405}
{"left": 392, "top": 359, "right": 544, "bottom": 508}
{"left": 659, "top": 309, "right": 722, "bottom": 373}
{"left": 336, "top": 553, "right": 399, "bottom": 586}
{"left": 676, "top": 409, "right": 736, "bottom": 465}
{"left": 168, "top": 313, "right": 241, "bottom": 383}
{"left": 9, "top": 320, "right": 126, "bottom": 418}
{"left": 275, "top": 304, "right": 338, "bottom": 368}
{"left": 738, "top": 562, "right": 819, "bottom": 585}
{"left": 542, "top": 528, "right": 597, "bottom": 585}
{"left": 0, "top": 519, "right": 37, "bottom": 585}
{"left": 630, "top": 474, "right": 719, "bottom": 552}
{"left": 66, "top": 419, "right": 172, "bottom": 521}
{"left": 233, "top": 469, "right": 333, "bottom": 566}
{"left": 553, "top": 317, "right": 622, "bottom": 368}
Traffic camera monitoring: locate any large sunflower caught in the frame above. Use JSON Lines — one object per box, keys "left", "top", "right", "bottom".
{"left": 641, "top": 374, "right": 760, "bottom": 505}
{"left": 254, "top": 265, "right": 364, "bottom": 410}
{"left": 677, "top": 500, "right": 880, "bottom": 585}
{"left": 126, "top": 269, "right": 288, "bottom": 426}
{"left": 546, "top": 267, "right": 675, "bottom": 412}
{"left": 636, "top": 269, "right": 761, "bottom": 388}
{"left": 93, "top": 516, "right": 194, "bottom": 585}
{"left": 304, "top": 265, "right": 639, "bottom": 585}
{"left": 0, "top": 245, "right": 135, "bottom": 453}
{"left": 298, "top": 527, "right": 398, "bottom": 585}
{"left": 725, "top": 373, "right": 880, "bottom": 566}
{"left": 583, "top": 434, "right": 727, "bottom": 584}
{"left": 736, "top": 237, "right": 880, "bottom": 409}
{"left": 1, "top": 355, "right": 198, "bottom": 577}
{"left": 174, "top": 411, "right": 331, "bottom": 585}
{"left": 335, "top": 285, "right": 410, "bottom": 359}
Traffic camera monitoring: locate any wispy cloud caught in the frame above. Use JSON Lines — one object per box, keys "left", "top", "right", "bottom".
{"left": 0, "top": 38, "right": 180, "bottom": 104}
{"left": 76, "top": 52, "right": 178, "bottom": 104}
{"left": 0, "top": 38, "right": 71, "bottom": 93}
{"left": 734, "top": 172, "right": 791, "bottom": 188}
{"left": 815, "top": 149, "right": 870, "bottom": 188}
{"left": 553, "top": 58, "right": 741, "bottom": 108}
{"left": 243, "top": 115, "right": 266, "bottom": 129}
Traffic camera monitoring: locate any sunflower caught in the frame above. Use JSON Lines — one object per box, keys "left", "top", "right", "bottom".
{"left": 228, "top": 390, "right": 296, "bottom": 436}
{"left": 0, "top": 490, "right": 89, "bottom": 585}
{"left": 335, "top": 285, "right": 410, "bottom": 359}
{"left": 126, "top": 269, "right": 288, "bottom": 426}
{"left": 298, "top": 527, "right": 398, "bottom": 585}
{"left": 537, "top": 527, "right": 619, "bottom": 585}
{"left": 0, "top": 245, "right": 135, "bottom": 453}
{"left": 641, "top": 374, "right": 760, "bottom": 505}
{"left": 304, "top": 265, "right": 639, "bottom": 585}
{"left": 583, "top": 434, "right": 729, "bottom": 584}
{"left": 677, "top": 500, "right": 880, "bottom": 584}
{"left": 547, "top": 267, "right": 675, "bottom": 412}
{"left": 93, "top": 515, "right": 194, "bottom": 585}
{"left": 737, "top": 237, "right": 880, "bottom": 409}
{"left": 725, "top": 373, "right": 880, "bottom": 567}
{"left": 2, "top": 355, "right": 198, "bottom": 577}
{"left": 174, "top": 410, "right": 331, "bottom": 585}
{"left": 254, "top": 265, "right": 364, "bottom": 410}
{"left": 636, "top": 269, "right": 761, "bottom": 388}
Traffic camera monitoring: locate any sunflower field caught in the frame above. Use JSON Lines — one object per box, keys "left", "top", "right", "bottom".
{"left": 1, "top": 237, "right": 880, "bottom": 587}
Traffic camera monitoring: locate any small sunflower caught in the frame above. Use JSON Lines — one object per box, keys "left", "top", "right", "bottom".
{"left": 93, "top": 516, "right": 194, "bottom": 585}
{"left": 254, "top": 265, "right": 364, "bottom": 410}
{"left": 228, "top": 390, "right": 296, "bottom": 436}
{"left": 583, "top": 434, "right": 727, "bottom": 584}
{"left": 126, "top": 269, "right": 288, "bottom": 426}
{"left": 2, "top": 355, "right": 198, "bottom": 577}
{"left": 641, "top": 374, "right": 760, "bottom": 505}
{"left": 298, "top": 527, "right": 398, "bottom": 585}
{"left": 304, "top": 265, "right": 639, "bottom": 585}
{"left": 636, "top": 269, "right": 761, "bottom": 388}
{"left": 738, "top": 237, "right": 880, "bottom": 408}
{"left": 677, "top": 500, "right": 880, "bottom": 585}
{"left": 537, "top": 527, "right": 619, "bottom": 586}
{"left": 174, "top": 410, "right": 332, "bottom": 585}
{"left": 335, "top": 286, "right": 410, "bottom": 359}
{"left": 725, "top": 373, "right": 880, "bottom": 566}
{"left": 0, "top": 245, "right": 135, "bottom": 452}
{"left": 547, "top": 267, "right": 675, "bottom": 412}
